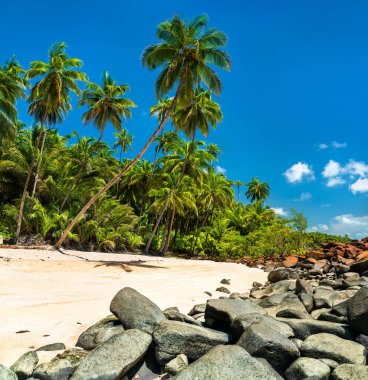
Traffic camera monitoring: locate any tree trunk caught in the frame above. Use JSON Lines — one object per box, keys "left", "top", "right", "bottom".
{"left": 191, "top": 200, "right": 213, "bottom": 255}
{"left": 159, "top": 210, "right": 170, "bottom": 253}
{"left": 31, "top": 127, "right": 47, "bottom": 198}
{"left": 162, "top": 205, "right": 175, "bottom": 255}
{"left": 16, "top": 126, "right": 44, "bottom": 242}
{"left": 54, "top": 63, "right": 189, "bottom": 249}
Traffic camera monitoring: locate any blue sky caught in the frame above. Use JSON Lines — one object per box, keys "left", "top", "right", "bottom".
{"left": 2, "top": 0, "right": 368, "bottom": 237}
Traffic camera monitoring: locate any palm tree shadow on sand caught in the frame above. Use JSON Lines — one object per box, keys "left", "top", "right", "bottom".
{"left": 93, "top": 261, "right": 168, "bottom": 272}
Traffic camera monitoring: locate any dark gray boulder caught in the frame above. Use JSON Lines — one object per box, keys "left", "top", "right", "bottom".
{"left": 298, "top": 293, "right": 314, "bottom": 313}
{"left": 110, "top": 287, "right": 165, "bottom": 334}
{"left": 164, "top": 308, "right": 202, "bottom": 326}
{"left": 277, "top": 318, "right": 355, "bottom": 340}
{"left": 152, "top": 320, "right": 231, "bottom": 364}
{"left": 124, "top": 349, "right": 161, "bottom": 380}
{"left": 285, "top": 357, "right": 330, "bottom": 380}
{"left": 276, "top": 309, "right": 312, "bottom": 319}
{"left": 295, "top": 279, "right": 313, "bottom": 295}
{"left": 71, "top": 329, "right": 152, "bottom": 380}
{"left": 347, "top": 285, "right": 368, "bottom": 334}
{"left": 236, "top": 322, "right": 300, "bottom": 373}
{"left": 331, "top": 364, "right": 368, "bottom": 379}
{"left": 313, "top": 287, "right": 343, "bottom": 309}
{"left": 300, "top": 333, "right": 366, "bottom": 365}
{"left": 255, "top": 358, "right": 284, "bottom": 380}
{"left": 0, "top": 365, "right": 17, "bottom": 380}
{"left": 172, "top": 345, "right": 280, "bottom": 380}
{"left": 10, "top": 351, "right": 38, "bottom": 380}
{"left": 350, "top": 258, "right": 368, "bottom": 274}
{"left": 230, "top": 313, "right": 294, "bottom": 340}
{"left": 205, "top": 298, "right": 266, "bottom": 328}
{"left": 268, "top": 268, "right": 290, "bottom": 283}
{"left": 188, "top": 304, "right": 206, "bottom": 316}
{"left": 76, "top": 315, "right": 124, "bottom": 350}
{"left": 33, "top": 349, "right": 87, "bottom": 380}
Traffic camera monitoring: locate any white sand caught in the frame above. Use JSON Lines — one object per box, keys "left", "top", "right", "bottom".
{"left": 0, "top": 247, "right": 267, "bottom": 367}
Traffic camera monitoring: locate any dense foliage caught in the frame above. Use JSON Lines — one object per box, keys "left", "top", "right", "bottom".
{"left": 0, "top": 15, "right": 350, "bottom": 258}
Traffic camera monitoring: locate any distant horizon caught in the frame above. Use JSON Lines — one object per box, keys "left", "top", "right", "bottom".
{"left": 2, "top": 0, "right": 367, "bottom": 237}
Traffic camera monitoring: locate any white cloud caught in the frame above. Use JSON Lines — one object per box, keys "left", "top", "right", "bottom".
{"left": 331, "top": 141, "right": 347, "bottom": 149}
{"left": 350, "top": 178, "right": 368, "bottom": 194}
{"left": 310, "top": 224, "right": 329, "bottom": 232}
{"left": 326, "top": 177, "right": 345, "bottom": 187}
{"left": 271, "top": 207, "right": 288, "bottom": 217}
{"left": 322, "top": 159, "right": 368, "bottom": 193}
{"left": 318, "top": 143, "right": 329, "bottom": 150}
{"left": 293, "top": 192, "right": 312, "bottom": 202}
{"left": 284, "top": 162, "right": 315, "bottom": 183}
{"left": 330, "top": 214, "right": 368, "bottom": 238}
{"left": 215, "top": 165, "right": 226, "bottom": 174}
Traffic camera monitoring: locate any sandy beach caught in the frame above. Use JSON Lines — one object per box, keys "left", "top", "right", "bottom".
{"left": 0, "top": 248, "right": 267, "bottom": 367}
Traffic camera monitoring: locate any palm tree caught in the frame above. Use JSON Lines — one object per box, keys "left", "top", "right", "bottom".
{"left": 245, "top": 177, "right": 270, "bottom": 203}
{"left": 16, "top": 42, "right": 86, "bottom": 241}
{"left": 59, "top": 72, "right": 135, "bottom": 211}
{"left": 113, "top": 129, "right": 133, "bottom": 161}
{"left": 232, "top": 180, "right": 243, "bottom": 201}
{"left": 0, "top": 56, "right": 27, "bottom": 143}
{"left": 55, "top": 14, "right": 230, "bottom": 249}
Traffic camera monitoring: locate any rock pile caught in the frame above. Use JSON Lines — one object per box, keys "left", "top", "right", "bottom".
{"left": 2, "top": 238, "right": 368, "bottom": 379}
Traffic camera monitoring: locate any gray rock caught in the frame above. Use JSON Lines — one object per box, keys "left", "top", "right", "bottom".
{"left": 124, "top": 349, "right": 161, "bottom": 380}
{"left": 164, "top": 308, "right": 202, "bottom": 326}
{"left": 36, "top": 343, "right": 66, "bottom": 352}
{"left": 153, "top": 320, "right": 231, "bottom": 364}
{"left": 300, "top": 333, "right": 366, "bottom": 365}
{"left": 331, "top": 299, "right": 349, "bottom": 317}
{"left": 350, "top": 258, "right": 368, "bottom": 274}
{"left": 220, "top": 279, "right": 231, "bottom": 285}
{"left": 10, "top": 351, "right": 38, "bottom": 380}
{"left": 313, "top": 287, "right": 343, "bottom": 309}
{"left": 258, "top": 293, "right": 289, "bottom": 308}
{"left": 71, "top": 330, "right": 152, "bottom": 380}
{"left": 343, "top": 272, "right": 360, "bottom": 280}
{"left": 285, "top": 357, "right": 330, "bottom": 380}
{"left": 216, "top": 286, "right": 230, "bottom": 294}
{"left": 347, "top": 285, "right": 368, "bottom": 334}
{"left": 231, "top": 313, "right": 294, "bottom": 340}
{"left": 298, "top": 293, "right": 314, "bottom": 313}
{"left": 255, "top": 358, "right": 284, "bottom": 380}
{"left": 276, "top": 309, "right": 312, "bottom": 319}
{"left": 296, "top": 279, "right": 313, "bottom": 295}
{"left": 0, "top": 365, "right": 17, "bottom": 380}
{"left": 277, "top": 318, "right": 355, "bottom": 340}
{"left": 110, "top": 287, "right": 165, "bottom": 334}
{"left": 165, "top": 354, "right": 188, "bottom": 376}
{"left": 33, "top": 349, "right": 87, "bottom": 380}
{"left": 172, "top": 345, "right": 280, "bottom": 380}
{"left": 205, "top": 298, "right": 266, "bottom": 328}
{"left": 268, "top": 268, "right": 290, "bottom": 283}
{"left": 188, "top": 304, "right": 206, "bottom": 316}
{"left": 317, "top": 312, "right": 347, "bottom": 324}
{"left": 267, "top": 294, "right": 308, "bottom": 317}
{"left": 311, "top": 308, "right": 331, "bottom": 320}
{"left": 237, "top": 322, "right": 300, "bottom": 373}
{"left": 76, "top": 315, "right": 124, "bottom": 350}
{"left": 320, "top": 359, "right": 339, "bottom": 369}
{"left": 356, "top": 334, "right": 368, "bottom": 355}
{"left": 331, "top": 364, "right": 368, "bottom": 379}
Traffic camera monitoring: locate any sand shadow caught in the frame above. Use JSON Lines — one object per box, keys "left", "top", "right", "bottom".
{"left": 93, "top": 260, "right": 168, "bottom": 272}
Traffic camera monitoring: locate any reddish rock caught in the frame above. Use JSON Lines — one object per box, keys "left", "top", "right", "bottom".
{"left": 282, "top": 256, "right": 299, "bottom": 268}
{"left": 357, "top": 251, "right": 368, "bottom": 261}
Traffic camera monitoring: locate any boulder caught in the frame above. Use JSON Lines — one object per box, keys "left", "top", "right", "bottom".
{"left": 230, "top": 313, "right": 294, "bottom": 340}
{"left": 220, "top": 279, "right": 231, "bottom": 285}
{"left": 10, "top": 351, "right": 38, "bottom": 380}
{"left": 255, "top": 358, "right": 284, "bottom": 380}
{"left": 0, "top": 365, "right": 17, "bottom": 380}
{"left": 350, "top": 258, "right": 368, "bottom": 274}
{"left": 76, "top": 315, "right": 125, "bottom": 350}
{"left": 152, "top": 320, "right": 231, "bottom": 364}
{"left": 172, "top": 345, "right": 280, "bottom": 380}
{"left": 216, "top": 286, "right": 230, "bottom": 294}
{"left": 298, "top": 293, "right": 314, "bottom": 312}
{"left": 331, "top": 364, "right": 368, "bottom": 380}
{"left": 236, "top": 322, "right": 300, "bottom": 373}
{"left": 110, "top": 287, "right": 165, "bottom": 334}
{"left": 347, "top": 285, "right": 368, "bottom": 334}
{"left": 205, "top": 299, "right": 266, "bottom": 328}
{"left": 300, "top": 333, "right": 366, "bottom": 365}
{"left": 285, "top": 357, "right": 330, "bottom": 380}
{"left": 34, "top": 348, "right": 87, "bottom": 380}
{"left": 71, "top": 330, "right": 152, "bottom": 380}
{"left": 124, "top": 349, "right": 160, "bottom": 380}
{"left": 313, "top": 287, "right": 343, "bottom": 309}
{"left": 165, "top": 354, "right": 188, "bottom": 376}
{"left": 276, "top": 318, "right": 355, "bottom": 340}
{"left": 276, "top": 309, "right": 312, "bottom": 319}
{"left": 268, "top": 268, "right": 290, "bottom": 283}
{"left": 282, "top": 256, "right": 298, "bottom": 268}
{"left": 164, "top": 308, "right": 202, "bottom": 326}
{"left": 36, "top": 343, "right": 66, "bottom": 352}
{"left": 267, "top": 294, "right": 308, "bottom": 317}
{"left": 188, "top": 304, "right": 206, "bottom": 316}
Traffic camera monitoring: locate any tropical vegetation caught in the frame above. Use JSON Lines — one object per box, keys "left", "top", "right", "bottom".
{"left": 0, "top": 15, "right": 350, "bottom": 258}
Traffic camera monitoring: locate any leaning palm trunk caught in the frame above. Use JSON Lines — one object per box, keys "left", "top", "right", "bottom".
{"left": 31, "top": 127, "right": 47, "bottom": 197}
{"left": 54, "top": 66, "right": 188, "bottom": 249}
{"left": 16, "top": 126, "right": 44, "bottom": 241}
{"left": 162, "top": 205, "right": 176, "bottom": 255}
